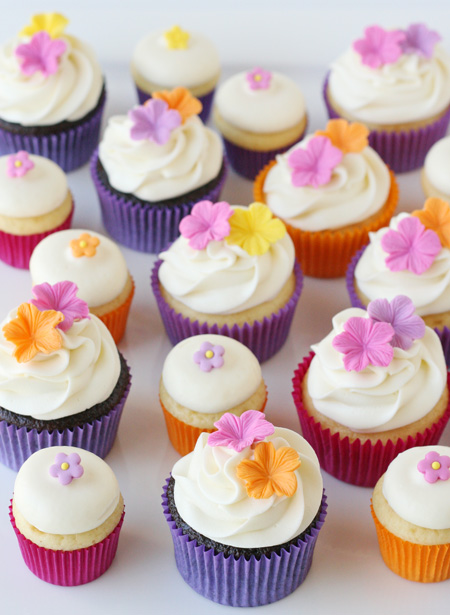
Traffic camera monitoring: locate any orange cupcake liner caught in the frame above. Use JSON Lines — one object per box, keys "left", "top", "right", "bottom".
{"left": 99, "top": 277, "right": 135, "bottom": 344}
{"left": 371, "top": 503, "right": 450, "bottom": 583}
{"left": 254, "top": 162, "right": 399, "bottom": 278}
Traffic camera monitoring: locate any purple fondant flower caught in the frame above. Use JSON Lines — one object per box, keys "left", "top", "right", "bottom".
{"left": 179, "top": 200, "right": 234, "bottom": 250}
{"left": 31, "top": 281, "right": 90, "bottom": 332}
{"left": 332, "top": 316, "right": 394, "bottom": 372}
{"left": 287, "top": 136, "right": 343, "bottom": 188}
{"left": 381, "top": 216, "right": 441, "bottom": 275}
{"left": 353, "top": 25, "right": 405, "bottom": 68}
{"left": 367, "top": 296, "right": 425, "bottom": 351}
{"left": 49, "top": 452, "right": 84, "bottom": 485}
{"left": 15, "top": 31, "right": 66, "bottom": 78}
{"left": 193, "top": 341, "right": 225, "bottom": 372}
{"left": 401, "top": 23, "right": 441, "bottom": 59}
{"left": 208, "top": 410, "right": 275, "bottom": 452}
{"left": 6, "top": 151, "right": 34, "bottom": 178}
{"left": 417, "top": 451, "right": 450, "bottom": 483}
{"left": 128, "top": 99, "right": 181, "bottom": 145}
{"left": 246, "top": 67, "right": 272, "bottom": 90}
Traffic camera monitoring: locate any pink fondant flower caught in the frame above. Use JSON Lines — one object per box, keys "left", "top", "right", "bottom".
{"left": 287, "top": 136, "right": 343, "bottom": 188}
{"left": 332, "top": 316, "right": 394, "bottom": 372}
{"left": 208, "top": 410, "right": 275, "bottom": 452}
{"left": 179, "top": 200, "right": 233, "bottom": 250}
{"left": 49, "top": 452, "right": 84, "bottom": 486}
{"left": 6, "top": 151, "right": 34, "bottom": 178}
{"left": 353, "top": 25, "right": 405, "bottom": 68}
{"left": 381, "top": 216, "right": 441, "bottom": 275}
{"left": 128, "top": 99, "right": 181, "bottom": 144}
{"left": 401, "top": 23, "right": 441, "bottom": 59}
{"left": 246, "top": 67, "right": 272, "bottom": 90}
{"left": 417, "top": 451, "right": 450, "bottom": 484}
{"left": 31, "top": 281, "right": 90, "bottom": 332}
{"left": 193, "top": 341, "right": 225, "bottom": 372}
{"left": 367, "top": 296, "right": 425, "bottom": 351}
{"left": 15, "top": 31, "right": 66, "bottom": 78}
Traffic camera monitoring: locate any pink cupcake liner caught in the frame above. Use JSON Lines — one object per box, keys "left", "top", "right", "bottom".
{"left": 10, "top": 502, "right": 125, "bottom": 585}
{"left": 323, "top": 75, "right": 450, "bottom": 174}
{"left": 162, "top": 478, "right": 327, "bottom": 607}
{"left": 135, "top": 85, "right": 215, "bottom": 123}
{"left": 151, "top": 260, "right": 303, "bottom": 363}
{"left": 292, "top": 353, "right": 450, "bottom": 487}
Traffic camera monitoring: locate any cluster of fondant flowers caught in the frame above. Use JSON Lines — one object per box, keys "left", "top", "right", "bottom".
{"left": 193, "top": 341, "right": 225, "bottom": 372}
{"left": 49, "top": 451, "right": 84, "bottom": 486}
{"left": 6, "top": 151, "right": 34, "bottom": 178}
{"left": 246, "top": 67, "right": 272, "bottom": 90}
{"left": 417, "top": 451, "right": 450, "bottom": 484}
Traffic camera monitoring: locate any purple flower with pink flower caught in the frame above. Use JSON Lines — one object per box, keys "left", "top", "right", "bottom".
{"left": 15, "top": 31, "right": 66, "bottom": 78}
{"left": 208, "top": 410, "right": 275, "bottom": 452}
{"left": 31, "top": 281, "right": 90, "bottom": 332}
{"left": 128, "top": 99, "right": 181, "bottom": 145}
{"left": 332, "top": 316, "right": 394, "bottom": 372}
{"left": 193, "top": 341, "right": 225, "bottom": 372}
{"left": 179, "top": 200, "right": 233, "bottom": 250}
{"left": 417, "top": 451, "right": 450, "bottom": 484}
{"left": 353, "top": 25, "right": 405, "bottom": 68}
{"left": 49, "top": 452, "right": 84, "bottom": 485}
{"left": 401, "top": 23, "right": 441, "bottom": 59}
{"left": 367, "top": 296, "right": 425, "bottom": 351}
{"left": 246, "top": 67, "right": 272, "bottom": 90}
{"left": 6, "top": 151, "right": 34, "bottom": 178}
{"left": 287, "top": 136, "right": 343, "bottom": 188}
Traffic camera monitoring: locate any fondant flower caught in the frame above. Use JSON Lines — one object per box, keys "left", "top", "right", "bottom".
{"left": 70, "top": 232, "right": 100, "bottom": 258}
{"left": 353, "top": 25, "right": 405, "bottom": 68}
{"left": 381, "top": 216, "right": 441, "bottom": 275}
{"left": 367, "top": 296, "right": 425, "bottom": 351}
{"left": 417, "top": 451, "right": 450, "bottom": 484}
{"left": 153, "top": 87, "right": 202, "bottom": 123}
{"left": 6, "top": 151, "right": 34, "bottom": 178}
{"left": 31, "top": 282, "right": 90, "bottom": 332}
{"left": 49, "top": 452, "right": 84, "bottom": 486}
{"left": 401, "top": 23, "right": 441, "bottom": 59}
{"left": 315, "top": 119, "right": 369, "bottom": 155}
{"left": 129, "top": 99, "right": 181, "bottom": 145}
{"left": 208, "top": 410, "right": 275, "bottom": 452}
{"left": 20, "top": 13, "right": 69, "bottom": 39}
{"left": 180, "top": 200, "right": 233, "bottom": 250}
{"left": 412, "top": 198, "right": 450, "bottom": 249}
{"left": 246, "top": 67, "right": 272, "bottom": 90}
{"left": 193, "top": 341, "right": 225, "bottom": 372}
{"left": 236, "top": 441, "right": 301, "bottom": 499}
{"left": 164, "top": 25, "right": 190, "bottom": 50}
{"left": 2, "top": 303, "right": 64, "bottom": 364}
{"left": 226, "top": 202, "right": 286, "bottom": 256}
{"left": 332, "top": 316, "right": 394, "bottom": 372}
{"left": 15, "top": 31, "right": 66, "bottom": 78}
{"left": 287, "top": 136, "right": 343, "bottom": 188}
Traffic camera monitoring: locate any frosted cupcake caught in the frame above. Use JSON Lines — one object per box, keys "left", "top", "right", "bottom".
{"left": 325, "top": 24, "right": 450, "bottom": 172}
{"left": 254, "top": 119, "right": 399, "bottom": 277}
{"left": 10, "top": 446, "right": 125, "bottom": 585}
{"left": 163, "top": 411, "right": 326, "bottom": 606}
{"left": 422, "top": 135, "right": 450, "bottom": 200}
{"left": 0, "top": 13, "right": 105, "bottom": 171}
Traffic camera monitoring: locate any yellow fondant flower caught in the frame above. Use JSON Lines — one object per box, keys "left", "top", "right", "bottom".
{"left": 20, "top": 13, "right": 69, "bottom": 39}
{"left": 226, "top": 202, "right": 286, "bottom": 256}
{"left": 164, "top": 25, "right": 190, "bottom": 50}
{"left": 315, "top": 119, "right": 369, "bottom": 154}
{"left": 152, "top": 87, "right": 202, "bottom": 123}
{"left": 412, "top": 197, "right": 450, "bottom": 249}
{"left": 70, "top": 233, "right": 100, "bottom": 258}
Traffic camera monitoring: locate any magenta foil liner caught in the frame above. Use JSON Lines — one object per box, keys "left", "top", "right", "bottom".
{"left": 293, "top": 353, "right": 450, "bottom": 487}
{"left": 10, "top": 503, "right": 124, "bottom": 585}
{"left": 323, "top": 75, "right": 450, "bottom": 174}
{"left": 162, "top": 479, "right": 326, "bottom": 607}
{"left": 136, "top": 85, "right": 215, "bottom": 123}
{"left": 151, "top": 260, "right": 303, "bottom": 363}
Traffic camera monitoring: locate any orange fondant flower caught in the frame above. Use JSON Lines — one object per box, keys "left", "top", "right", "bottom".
{"left": 3, "top": 303, "right": 64, "bottom": 363}
{"left": 236, "top": 441, "right": 301, "bottom": 499}
{"left": 412, "top": 197, "right": 450, "bottom": 249}
{"left": 315, "top": 119, "right": 369, "bottom": 154}
{"left": 70, "top": 233, "right": 100, "bottom": 258}
{"left": 152, "top": 87, "right": 202, "bottom": 123}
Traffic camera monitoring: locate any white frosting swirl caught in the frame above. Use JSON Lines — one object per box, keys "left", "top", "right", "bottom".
{"left": 0, "top": 309, "right": 120, "bottom": 420}
{"left": 264, "top": 139, "right": 390, "bottom": 231}
{"left": 424, "top": 135, "right": 450, "bottom": 195}
{"left": 355, "top": 212, "right": 450, "bottom": 316}
{"left": 172, "top": 427, "right": 323, "bottom": 548}
{"left": 13, "top": 446, "right": 120, "bottom": 534}
{"left": 0, "top": 34, "right": 103, "bottom": 126}
{"left": 308, "top": 307, "right": 447, "bottom": 432}
{"left": 382, "top": 445, "right": 450, "bottom": 530}
{"left": 328, "top": 44, "right": 450, "bottom": 124}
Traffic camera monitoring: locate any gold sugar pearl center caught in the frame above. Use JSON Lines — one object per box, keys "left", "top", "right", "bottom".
{"left": 205, "top": 350, "right": 214, "bottom": 359}
{"left": 79, "top": 240, "right": 87, "bottom": 248}
{"left": 14, "top": 160, "right": 22, "bottom": 167}
{"left": 60, "top": 462, "right": 69, "bottom": 470}
{"left": 431, "top": 461, "right": 441, "bottom": 470}
{"left": 254, "top": 74, "right": 262, "bottom": 81}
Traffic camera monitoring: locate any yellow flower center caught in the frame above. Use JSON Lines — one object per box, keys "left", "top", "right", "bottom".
{"left": 431, "top": 461, "right": 441, "bottom": 470}
{"left": 60, "top": 462, "right": 69, "bottom": 470}
{"left": 205, "top": 350, "right": 214, "bottom": 359}
{"left": 254, "top": 74, "right": 262, "bottom": 81}
{"left": 14, "top": 160, "right": 22, "bottom": 168}
{"left": 79, "top": 240, "right": 87, "bottom": 248}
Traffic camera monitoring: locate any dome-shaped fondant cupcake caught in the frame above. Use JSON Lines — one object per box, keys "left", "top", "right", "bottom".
{"left": 422, "top": 135, "right": 450, "bottom": 200}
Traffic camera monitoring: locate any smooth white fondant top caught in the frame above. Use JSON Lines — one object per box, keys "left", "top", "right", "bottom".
{"left": 424, "top": 135, "right": 450, "bottom": 195}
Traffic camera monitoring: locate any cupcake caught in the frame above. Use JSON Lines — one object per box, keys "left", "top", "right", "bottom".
{"left": 160, "top": 334, "right": 267, "bottom": 455}
{"left": 0, "top": 152, "right": 74, "bottom": 269}
{"left": 324, "top": 23, "right": 450, "bottom": 173}
{"left": 371, "top": 445, "right": 450, "bottom": 582}
{"left": 152, "top": 200, "right": 302, "bottom": 362}
{"left": 91, "top": 88, "right": 226, "bottom": 253}
{"left": 213, "top": 68, "right": 307, "bottom": 179}
{"left": 29, "top": 229, "right": 134, "bottom": 344}
{"left": 254, "top": 119, "right": 399, "bottom": 277}
{"left": 0, "top": 282, "right": 131, "bottom": 471}
{"left": 422, "top": 135, "right": 450, "bottom": 200}
{"left": 131, "top": 25, "right": 220, "bottom": 123}
{"left": 10, "top": 446, "right": 125, "bottom": 585}
{"left": 0, "top": 13, "right": 105, "bottom": 171}
{"left": 163, "top": 411, "right": 326, "bottom": 607}
{"left": 292, "top": 299, "right": 450, "bottom": 487}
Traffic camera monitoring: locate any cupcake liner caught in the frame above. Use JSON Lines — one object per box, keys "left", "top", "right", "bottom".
{"left": 9, "top": 502, "right": 125, "bottom": 585}
{"left": 323, "top": 75, "right": 450, "bottom": 174}
{"left": 162, "top": 478, "right": 327, "bottom": 606}
{"left": 135, "top": 85, "right": 215, "bottom": 123}
{"left": 371, "top": 503, "right": 450, "bottom": 582}
{"left": 255, "top": 163, "right": 399, "bottom": 278}
{"left": 91, "top": 150, "right": 227, "bottom": 254}
{"left": 151, "top": 260, "right": 303, "bottom": 363}
{"left": 292, "top": 353, "right": 450, "bottom": 487}
{"left": 98, "top": 277, "right": 135, "bottom": 344}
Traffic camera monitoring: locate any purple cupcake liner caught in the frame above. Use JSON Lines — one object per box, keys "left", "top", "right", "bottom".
{"left": 91, "top": 150, "right": 227, "bottom": 254}
{"left": 162, "top": 478, "right": 327, "bottom": 607}
{"left": 135, "top": 85, "right": 215, "bottom": 123}
{"left": 151, "top": 260, "right": 303, "bottom": 363}
{"left": 323, "top": 75, "right": 450, "bottom": 174}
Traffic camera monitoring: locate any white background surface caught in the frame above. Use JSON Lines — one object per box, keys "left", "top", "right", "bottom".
{"left": 0, "top": 2, "right": 449, "bottom": 613}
